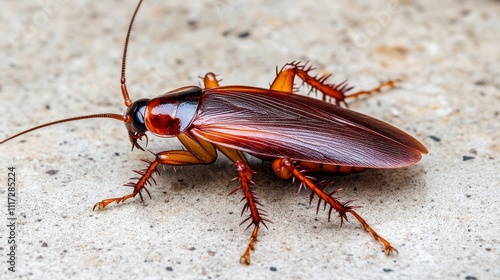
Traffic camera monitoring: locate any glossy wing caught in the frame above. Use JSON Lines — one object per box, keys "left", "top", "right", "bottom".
{"left": 191, "top": 86, "right": 427, "bottom": 168}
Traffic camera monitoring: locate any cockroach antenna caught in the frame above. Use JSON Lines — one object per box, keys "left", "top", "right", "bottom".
{"left": 0, "top": 114, "right": 126, "bottom": 145}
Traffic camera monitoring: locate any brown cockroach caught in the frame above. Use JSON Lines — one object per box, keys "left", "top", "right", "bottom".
{"left": 1, "top": 0, "right": 427, "bottom": 264}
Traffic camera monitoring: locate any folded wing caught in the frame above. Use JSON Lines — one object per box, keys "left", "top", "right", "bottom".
{"left": 191, "top": 86, "right": 427, "bottom": 168}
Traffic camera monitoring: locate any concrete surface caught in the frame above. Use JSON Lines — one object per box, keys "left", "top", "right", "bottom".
{"left": 0, "top": 0, "right": 499, "bottom": 279}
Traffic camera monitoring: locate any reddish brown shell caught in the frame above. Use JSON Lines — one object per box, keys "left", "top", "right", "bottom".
{"left": 191, "top": 86, "right": 427, "bottom": 169}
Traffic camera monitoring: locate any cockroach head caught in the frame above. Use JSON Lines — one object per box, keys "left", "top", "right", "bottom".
{"left": 125, "top": 98, "right": 150, "bottom": 151}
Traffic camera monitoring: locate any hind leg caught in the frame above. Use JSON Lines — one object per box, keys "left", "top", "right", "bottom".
{"left": 270, "top": 61, "right": 398, "bottom": 107}
{"left": 272, "top": 158, "right": 398, "bottom": 254}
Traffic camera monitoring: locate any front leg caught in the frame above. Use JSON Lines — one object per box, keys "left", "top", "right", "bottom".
{"left": 94, "top": 132, "right": 217, "bottom": 210}
{"left": 93, "top": 150, "right": 214, "bottom": 210}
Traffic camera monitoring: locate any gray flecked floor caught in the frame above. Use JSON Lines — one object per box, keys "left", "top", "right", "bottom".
{"left": 0, "top": 1, "right": 499, "bottom": 279}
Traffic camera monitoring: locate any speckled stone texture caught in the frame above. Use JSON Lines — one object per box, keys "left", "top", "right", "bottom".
{"left": 0, "top": 0, "right": 499, "bottom": 279}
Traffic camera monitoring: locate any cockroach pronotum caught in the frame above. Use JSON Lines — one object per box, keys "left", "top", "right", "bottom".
{"left": 1, "top": 0, "right": 427, "bottom": 264}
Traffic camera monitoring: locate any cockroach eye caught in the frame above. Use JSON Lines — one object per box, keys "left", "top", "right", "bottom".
{"left": 125, "top": 98, "right": 149, "bottom": 133}
{"left": 132, "top": 106, "right": 146, "bottom": 131}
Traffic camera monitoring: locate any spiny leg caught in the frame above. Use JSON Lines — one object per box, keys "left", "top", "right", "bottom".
{"left": 270, "top": 61, "right": 398, "bottom": 107}
{"left": 94, "top": 132, "right": 217, "bottom": 210}
{"left": 210, "top": 141, "right": 263, "bottom": 264}
{"left": 93, "top": 156, "right": 158, "bottom": 210}
{"left": 93, "top": 150, "right": 214, "bottom": 210}
{"left": 272, "top": 158, "right": 398, "bottom": 254}
{"left": 230, "top": 160, "right": 270, "bottom": 264}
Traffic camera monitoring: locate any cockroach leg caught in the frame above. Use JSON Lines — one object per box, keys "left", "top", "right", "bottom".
{"left": 203, "top": 72, "right": 221, "bottom": 88}
{"left": 272, "top": 158, "right": 398, "bottom": 255}
{"left": 271, "top": 61, "right": 399, "bottom": 107}
{"left": 347, "top": 210, "right": 398, "bottom": 255}
{"left": 216, "top": 145, "right": 249, "bottom": 165}
{"left": 231, "top": 160, "right": 270, "bottom": 264}
{"left": 94, "top": 149, "right": 217, "bottom": 210}
{"left": 93, "top": 159, "right": 159, "bottom": 210}
{"left": 271, "top": 61, "right": 354, "bottom": 106}
{"left": 344, "top": 79, "right": 400, "bottom": 101}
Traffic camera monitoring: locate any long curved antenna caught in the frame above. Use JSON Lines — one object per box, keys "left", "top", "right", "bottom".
{"left": 121, "top": 0, "right": 144, "bottom": 108}
{"left": 0, "top": 113, "right": 126, "bottom": 144}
